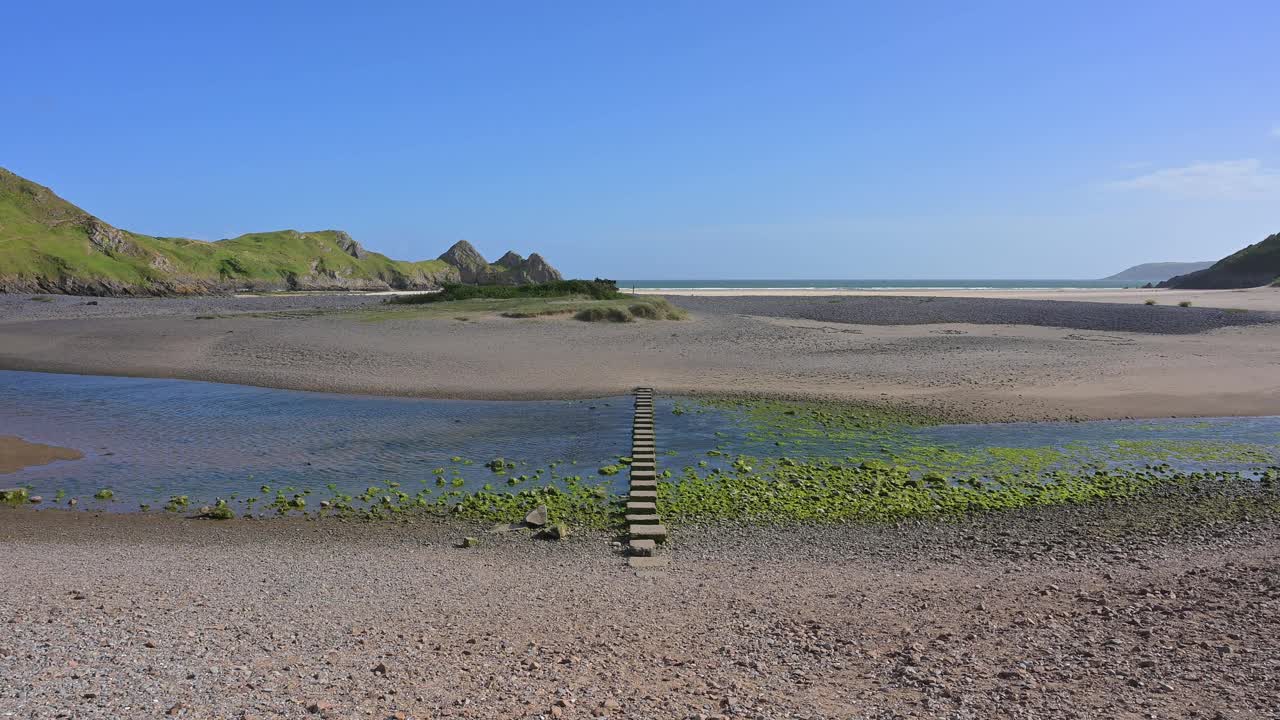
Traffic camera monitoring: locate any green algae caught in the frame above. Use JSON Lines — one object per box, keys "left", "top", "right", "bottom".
{"left": 658, "top": 457, "right": 1280, "bottom": 524}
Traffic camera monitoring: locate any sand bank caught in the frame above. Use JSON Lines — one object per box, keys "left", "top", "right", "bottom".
{"left": 1, "top": 294, "right": 1277, "bottom": 422}
{"left": 632, "top": 285, "right": 1280, "bottom": 310}
{"left": 0, "top": 435, "right": 83, "bottom": 474}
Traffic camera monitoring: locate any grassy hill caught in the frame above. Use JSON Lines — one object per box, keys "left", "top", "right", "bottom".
{"left": 1161, "top": 232, "right": 1280, "bottom": 289}
{"left": 0, "top": 167, "right": 556, "bottom": 295}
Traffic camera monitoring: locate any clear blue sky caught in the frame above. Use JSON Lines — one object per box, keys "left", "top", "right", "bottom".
{"left": 3, "top": 0, "right": 1278, "bottom": 279}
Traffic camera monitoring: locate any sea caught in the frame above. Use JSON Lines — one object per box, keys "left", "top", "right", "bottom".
{"left": 617, "top": 279, "right": 1134, "bottom": 290}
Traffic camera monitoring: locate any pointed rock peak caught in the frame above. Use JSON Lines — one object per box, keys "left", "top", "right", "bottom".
{"left": 494, "top": 250, "right": 525, "bottom": 268}
{"left": 438, "top": 240, "right": 488, "bottom": 265}
{"left": 438, "top": 240, "right": 492, "bottom": 283}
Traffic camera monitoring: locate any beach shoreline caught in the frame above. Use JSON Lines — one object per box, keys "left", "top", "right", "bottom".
{"left": 628, "top": 285, "right": 1280, "bottom": 310}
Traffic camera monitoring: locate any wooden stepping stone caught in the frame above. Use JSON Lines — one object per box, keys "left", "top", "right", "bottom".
{"left": 628, "top": 555, "right": 668, "bottom": 569}
{"left": 630, "top": 481, "right": 656, "bottom": 491}
{"left": 625, "top": 501, "right": 656, "bottom": 512}
{"left": 629, "top": 524, "right": 667, "bottom": 542}
{"left": 629, "top": 490, "right": 657, "bottom": 502}
{"left": 626, "top": 512, "right": 660, "bottom": 524}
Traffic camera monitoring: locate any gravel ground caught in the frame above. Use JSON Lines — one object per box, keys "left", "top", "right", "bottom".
{"left": 669, "top": 295, "right": 1280, "bottom": 335}
{"left": 2, "top": 494, "right": 1278, "bottom": 719}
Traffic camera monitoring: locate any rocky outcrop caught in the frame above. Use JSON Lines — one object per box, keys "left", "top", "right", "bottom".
{"left": 494, "top": 251, "right": 525, "bottom": 268}
{"left": 1160, "top": 232, "right": 1280, "bottom": 289}
{"left": 84, "top": 217, "right": 136, "bottom": 255}
{"left": 436, "top": 242, "right": 563, "bottom": 285}
{"left": 516, "top": 253, "right": 563, "bottom": 284}
{"left": 333, "top": 231, "right": 367, "bottom": 259}
{"left": 437, "top": 240, "right": 492, "bottom": 283}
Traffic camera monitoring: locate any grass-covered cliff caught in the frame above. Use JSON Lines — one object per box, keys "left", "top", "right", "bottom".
{"left": 1161, "top": 232, "right": 1280, "bottom": 289}
{"left": 0, "top": 167, "right": 560, "bottom": 295}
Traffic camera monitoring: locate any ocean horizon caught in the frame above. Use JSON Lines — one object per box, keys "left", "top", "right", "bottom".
{"left": 617, "top": 279, "right": 1138, "bottom": 290}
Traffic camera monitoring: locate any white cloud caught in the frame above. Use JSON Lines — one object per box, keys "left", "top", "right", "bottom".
{"left": 1103, "top": 159, "right": 1280, "bottom": 198}
{"left": 1272, "top": 124, "right": 1280, "bottom": 138}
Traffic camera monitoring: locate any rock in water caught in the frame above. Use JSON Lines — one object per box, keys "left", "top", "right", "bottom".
{"left": 524, "top": 505, "right": 549, "bottom": 528}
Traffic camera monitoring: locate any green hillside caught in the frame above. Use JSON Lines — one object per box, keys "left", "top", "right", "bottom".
{"left": 0, "top": 167, "right": 556, "bottom": 295}
{"left": 1161, "top": 232, "right": 1280, "bottom": 289}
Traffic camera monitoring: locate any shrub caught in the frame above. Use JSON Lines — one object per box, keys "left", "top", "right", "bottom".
{"left": 1178, "top": 300, "right": 1193, "bottom": 307}
{"left": 628, "top": 302, "right": 659, "bottom": 319}
{"left": 574, "top": 307, "right": 634, "bottom": 323}
{"left": 1144, "top": 299, "right": 1157, "bottom": 306}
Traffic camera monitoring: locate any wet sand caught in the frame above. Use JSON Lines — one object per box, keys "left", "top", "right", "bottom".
{"left": 0, "top": 435, "right": 83, "bottom": 474}
{"left": 1, "top": 293, "right": 1278, "bottom": 421}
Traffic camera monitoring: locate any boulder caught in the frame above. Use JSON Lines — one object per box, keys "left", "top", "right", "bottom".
{"left": 524, "top": 505, "right": 549, "bottom": 527}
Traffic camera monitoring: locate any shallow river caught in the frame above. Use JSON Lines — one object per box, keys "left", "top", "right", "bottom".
{"left": 2, "top": 371, "right": 1277, "bottom": 510}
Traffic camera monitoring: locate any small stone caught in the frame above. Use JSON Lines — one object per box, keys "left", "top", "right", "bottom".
{"left": 29, "top": 495, "right": 42, "bottom": 504}
{"left": 306, "top": 700, "right": 334, "bottom": 714}
{"left": 524, "top": 505, "right": 549, "bottom": 527}
{"left": 372, "top": 662, "right": 388, "bottom": 676}
{"left": 540, "top": 523, "right": 571, "bottom": 540}
{"left": 457, "top": 537, "right": 479, "bottom": 549}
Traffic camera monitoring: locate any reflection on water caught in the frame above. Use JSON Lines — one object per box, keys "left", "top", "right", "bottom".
{"left": 1, "top": 371, "right": 635, "bottom": 508}
{"left": 2, "top": 370, "right": 1277, "bottom": 511}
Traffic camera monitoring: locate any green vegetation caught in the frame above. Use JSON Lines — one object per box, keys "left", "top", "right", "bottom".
{"left": 93, "top": 489, "right": 114, "bottom": 500}
{"left": 1164, "top": 231, "right": 1280, "bottom": 289}
{"left": 364, "top": 282, "right": 685, "bottom": 323}
{"left": 574, "top": 306, "right": 632, "bottom": 322}
{"left": 1144, "top": 298, "right": 1157, "bottom": 305}
{"left": 1178, "top": 300, "right": 1193, "bottom": 307}
{"left": 1, "top": 167, "right": 565, "bottom": 295}
{"left": 389, "top": 279, "right": 624, "bottom": 304}
{"left": 658, "top": 459, "right": 1278, "bottom": 524}
{"left": 0, "top": 488, "right": 31, "bottom": 505}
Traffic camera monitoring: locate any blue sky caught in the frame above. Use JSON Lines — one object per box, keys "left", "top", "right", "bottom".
{"left": 3, "top": 0, "right": 1278, "bottom": 279}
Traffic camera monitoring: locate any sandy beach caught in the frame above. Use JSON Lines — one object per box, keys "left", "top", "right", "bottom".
{"left": 2, "top": 291, "right": 1278, "bottom": 421}
{"left": 631, "top": 286, "right": 1280, "bottom": 312}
